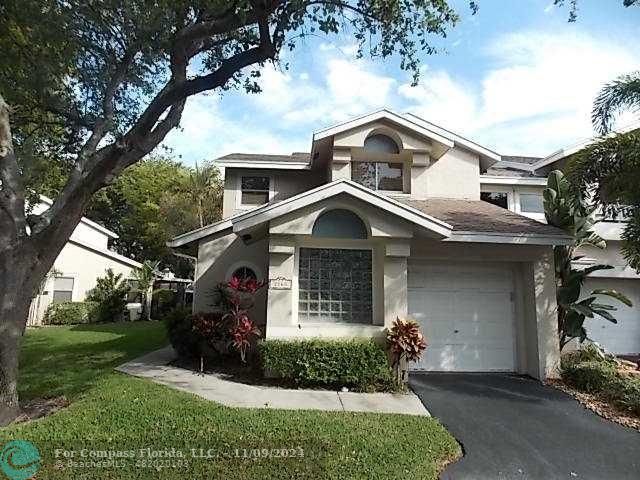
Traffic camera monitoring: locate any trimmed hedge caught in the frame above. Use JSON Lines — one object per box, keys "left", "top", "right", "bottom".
{"left": 259, "top": 339, "right": 396, "bottom": 392}
{"left": 44, "top": 301, "right": 99, "bottom": 325}
{"left": 561, "top": 354, "right": 640, "bottom": 416}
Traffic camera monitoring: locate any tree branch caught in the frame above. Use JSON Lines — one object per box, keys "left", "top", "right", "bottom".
{"left": 78, "top": 48, "right": 137, "bottom": 163}
{"left": 0, "top": 95, "right": 27, "bottom": 252}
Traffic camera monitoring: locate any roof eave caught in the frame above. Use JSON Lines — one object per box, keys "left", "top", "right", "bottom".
{"left": 445, "top": 231, "right": 572, "bottom": 246}
{"left": 230, "top": 179, "right": 454, "bottom": 238}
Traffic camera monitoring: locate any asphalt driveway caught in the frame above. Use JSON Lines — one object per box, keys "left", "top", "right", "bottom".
{"left": 410, "top": 373, "right": 640, "bottom": 480}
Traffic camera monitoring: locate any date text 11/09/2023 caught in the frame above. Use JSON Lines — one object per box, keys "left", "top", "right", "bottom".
{"left": 54, "top": 447, "right": 305, "bottom": 461}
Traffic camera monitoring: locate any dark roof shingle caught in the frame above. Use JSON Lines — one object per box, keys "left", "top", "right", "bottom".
{"left": 217, "top": 152, "right": 310, "bottom": 163}
{"left": 401, "top": 198, "right": 567, "bottom": 236}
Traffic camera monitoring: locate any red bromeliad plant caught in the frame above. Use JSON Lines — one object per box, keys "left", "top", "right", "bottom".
{"left": 386, "top": 318, "right": 427, "bottom": 383}
{"left": 230, "top": 317, "right": 261, "bottom": 363}
{"left": 220, "top": 276, "right": 265, "bottom": 362}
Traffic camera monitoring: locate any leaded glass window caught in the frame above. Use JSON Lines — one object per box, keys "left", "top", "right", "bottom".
{"left": 298, "top": 248, "right": 372, "bottom": 324}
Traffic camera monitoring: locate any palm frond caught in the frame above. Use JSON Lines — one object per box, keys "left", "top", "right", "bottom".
{"left": 592, "top": 71, "right": 640, "bottom": 134}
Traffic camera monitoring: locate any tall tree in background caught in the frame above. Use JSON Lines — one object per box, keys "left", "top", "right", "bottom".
{"left": 0, "top": 0, "right": 473, "bottom": 424}
{"left": 553, "top": 0, "right": 640, "bottom": 271}
{"left": 188, "top": 162, "right": 221, "bottom": 228}
{"left": 566, "top": 71, "right": 640, "bottom": 271}
{"left": 86, "top": 156, "right": 222, "bottom": 277}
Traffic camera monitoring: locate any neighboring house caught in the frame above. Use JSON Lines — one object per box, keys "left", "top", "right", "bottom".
{"left": 479, "top": 136, "right": 640, "bottom": 357}
{"left": 169, "top": 109, "right": 578, "bottom": 381}
{"left": 28, "top": 196, "right": 142, "bottom": 326}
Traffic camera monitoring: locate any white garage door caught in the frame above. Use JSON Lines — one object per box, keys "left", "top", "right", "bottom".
{"left": 408, "top": 261, "right": 517, "bottom": 372}
{"left": 584, "top": 278, "right": 640, "bottom": 355}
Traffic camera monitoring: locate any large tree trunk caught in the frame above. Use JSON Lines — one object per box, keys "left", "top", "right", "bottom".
{"left": 0, "top": 244, "right": 44, "bottom": 426}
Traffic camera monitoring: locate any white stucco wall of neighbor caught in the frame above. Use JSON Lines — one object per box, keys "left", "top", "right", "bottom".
{"left": 29, "top": 242, "right": 139, "bottom": 325}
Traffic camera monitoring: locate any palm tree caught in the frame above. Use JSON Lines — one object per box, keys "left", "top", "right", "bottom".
{"left": 592, "top": 71, "right": 640, "bottom": 134}
{"left": 132, "top": 260, "right": 160, "bottom": 321}
{"left": 187, "top": 162, "right": 220, "bottom": 228}
{"left": 566, "top": 70, "right": 640, "bottom": 272}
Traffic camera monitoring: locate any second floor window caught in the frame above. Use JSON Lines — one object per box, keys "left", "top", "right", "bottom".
{"left": 519, "top": 193, "right": 544, "bottom": 214}
{"left": 481, "top": 192, "right": 509, "bottom": 209}
{"left": 352, "top": 162, "right": 403, "bottom": 192}
{"left": 52, "top": 276, "right": 74, "bottom": 303}
{"left": 241, "top": 176, "right": 270, "bottom": 206}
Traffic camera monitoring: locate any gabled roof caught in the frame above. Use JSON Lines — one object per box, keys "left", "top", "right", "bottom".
{"left": 215, "top": 152, "right": 311, "bottom": 170}
{"left": 312, "top": 109, "right": 455, "bottom": 151}
{"left": 39, "top": 195, "right": 119, "bottom": 239}
{"left": 168, "top": 179, "right": 571, "bottom": 248}
{"left": 531, "top": 121, "right": 640, "bottom": 171}
{"left": 168, "top": 179, "right": 454, "bottom": 247}
{"left": 401, "top": 198, "right": 568, "bottom": 243}
{"left": 403, "top": 113, "right": 501, "bottom": 165}
{"left": 232, "top": 179, "right": 453, "bottom": 236}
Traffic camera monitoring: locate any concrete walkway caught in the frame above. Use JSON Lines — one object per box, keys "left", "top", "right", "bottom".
{"left": 116, "top": 346, "right": 429, "bottom": 416}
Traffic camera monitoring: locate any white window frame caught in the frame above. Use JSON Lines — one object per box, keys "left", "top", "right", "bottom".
{"left": 480, "top": 184, "right": 515, "bottom": 211}
{"left": 52, "top": 273, "right": 77, "bottom": 303}
{"left": 514, "top": 188, "right": 546, "bottom": 222}
{"left": 236, "top": 174, "right": 275, "bottom": 210}
{"left": 351, "top": 161, "right": 405, "bottom": 194}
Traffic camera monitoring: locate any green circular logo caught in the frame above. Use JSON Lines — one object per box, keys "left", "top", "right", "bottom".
{"left": 0, "top": 440, "right": 40, "bottom": 480}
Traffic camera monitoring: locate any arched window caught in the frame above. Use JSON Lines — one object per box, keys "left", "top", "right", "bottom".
{"left": 312, "top": 209, "right": 368, "bottom": 239}
{"left": 363, "top": 134, "right": 399, "bottom": 154}
{"left": 232, "top": 266, "right": 257, "bottom": 281}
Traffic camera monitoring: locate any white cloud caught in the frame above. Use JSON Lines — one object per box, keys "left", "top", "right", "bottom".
{"left": 400, "top": 30, "right": 640, "bottom": 155}
{"left": 165, "top": 30, "right": 640, "bottom": 163}
{"left": 162, "top": 94, "right": 307, "bottom": 163}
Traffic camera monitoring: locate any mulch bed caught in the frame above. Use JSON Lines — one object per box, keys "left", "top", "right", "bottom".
{"left": 171, "top": 356, "right": 302, "bottom": 389}
{"left": 547, "top": 359, "right": 640, "bottom": 432}
{"left": 14, "top": 396, "right": 70, "bottom": 424}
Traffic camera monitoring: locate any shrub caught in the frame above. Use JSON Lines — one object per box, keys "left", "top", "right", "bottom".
{"left": 44, "top": 301, "right": 99, "bottom": 325}
{"left": 191, "top": 311, "right": 232, "bottom": 358}
{"left": 561, "top": 360, "right": 618, "bottom": 393}
{"left": 560, "top": 354, "right": 640, "bottom": 416}
{"left": 386, "top": 318, "right": 427, "bottom": 364}
{"left": 163, "top": 308, "right": 198, "bottom": 358}
{"left": 259, "top": 339, "right": 395, "bottom": 392}
{"left": 615, "top": 377, "right": 640, "bottom": 415}
{"left": 86, "top": 269, "right": 129, "bottom": 322}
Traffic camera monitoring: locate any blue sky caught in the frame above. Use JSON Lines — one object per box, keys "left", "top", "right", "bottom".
{"left": 163, "top": 0, "right": 640, "bottom": 165}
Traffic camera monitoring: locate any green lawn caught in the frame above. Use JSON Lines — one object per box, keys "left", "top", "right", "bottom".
{"left": 1, "top": 322, "right": 460, "bottom": 479}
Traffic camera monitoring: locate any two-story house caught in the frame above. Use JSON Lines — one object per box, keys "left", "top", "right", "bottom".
{"left": 28, "top": 196, "right": 143, "bottom": 325}
{"left": 169, "top": 110, "right": 585, "bottom": 381}
{"left": 478, "top": 133, "right": 640, "bottom": 358}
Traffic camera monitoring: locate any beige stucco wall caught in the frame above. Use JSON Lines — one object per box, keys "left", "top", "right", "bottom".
{"left": 222, "top": 168, "right": 325, "bottom": 219}
{"left": 30, "top": 241, "right": 138, "bottom": 325}
{"left": 264, "top": 197, "right": 416, "bottom": 340}
{"left": 194, "top": 232, "right": 268, "bottom": 326}
{"left": 329, "top": 121, "right": 481, "bottom": 200}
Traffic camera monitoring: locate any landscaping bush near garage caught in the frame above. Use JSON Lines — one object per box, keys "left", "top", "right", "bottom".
{"left": 259, "top": 339, "right": 396, "bottom": 392}
{"left": 43, "top": 301, "right": 99, "bottom": 325}
{"left": 561, "top": 349, "right": 640, "bottom": 416}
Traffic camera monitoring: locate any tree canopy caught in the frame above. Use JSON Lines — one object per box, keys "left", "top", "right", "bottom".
{"left": 3, "top": 0, "right": 477, "bottom": 424}
{"left": 86, "top": 156, "right": 222, "bottom": 278}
